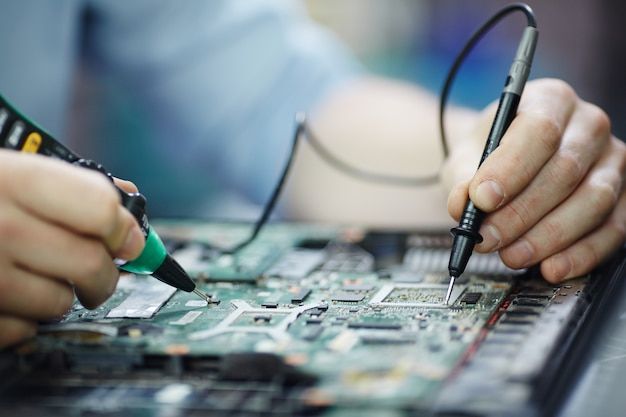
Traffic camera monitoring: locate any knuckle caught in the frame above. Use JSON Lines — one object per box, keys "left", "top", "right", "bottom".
{"left": 586, "top": 103, "right": 612, "bottom": 138}
{"left": 590, "top": 177, "right": 620, "bottom": 214}
{"left": 550, "top": 151, "right": 585, "bottom": 189}
{"left": 541, "top": 220, "right": 565, "bottom": 248}
{"left": 542, "top": 78, "right": 577, "bottom": 102}
{"left": 498, "top": 202, "right": 530, "bottom": 239}
{"left": 529, "top": 113, "right": 561, "bottom": 154}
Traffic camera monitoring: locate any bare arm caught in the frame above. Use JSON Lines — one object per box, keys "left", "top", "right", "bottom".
{"left": 282, "top": 76, "right": 476, "bottom": 229}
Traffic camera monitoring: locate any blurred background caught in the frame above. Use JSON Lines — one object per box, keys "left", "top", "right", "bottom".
{"left": 66, "top": 0, "right": 623, "bottom": 219}
{"left": 306, "top": 0, "right": 618, "bottom": 131}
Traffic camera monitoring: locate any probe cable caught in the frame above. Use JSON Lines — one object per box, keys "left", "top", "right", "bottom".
{"left": 227, "top": 2, "right": 537, "bottom": 255}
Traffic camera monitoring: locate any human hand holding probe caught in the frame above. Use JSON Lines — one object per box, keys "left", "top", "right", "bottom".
{"left": 444, "top": 6, "right": 626, "bottom": 300}
{"left": 0, "top": 96, "right": 210, "bottom": 320}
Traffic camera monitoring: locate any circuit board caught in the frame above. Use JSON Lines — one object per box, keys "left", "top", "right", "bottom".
{"left": 0, "top": 221, "right": 604, "bottom": 417}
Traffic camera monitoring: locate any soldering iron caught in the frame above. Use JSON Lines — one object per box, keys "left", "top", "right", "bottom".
{"left": 0, "top": 94, "right": 211, "bottom": 304}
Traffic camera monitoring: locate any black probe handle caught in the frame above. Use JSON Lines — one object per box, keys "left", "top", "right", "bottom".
{"left": 73, "top": 159, "right": 150, "bottom": 236}
{"left": 449, "top": 91, "right": 521, "bottom": 277}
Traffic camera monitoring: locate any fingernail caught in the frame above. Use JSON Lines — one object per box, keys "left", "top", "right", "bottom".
{"left": 478, "top": 224, "right": 501, "bottom": 252}
{"left": 506, "top": 239, "right": 534, "bottom": 267}
{"left": 475, "top": 180, "right": 504, "bottom": 210}
{"left": 119, "top": 226, "right": 145, "bottom": 260}
{"left": 550, "top": 254, "right": 571, "bottom": 281}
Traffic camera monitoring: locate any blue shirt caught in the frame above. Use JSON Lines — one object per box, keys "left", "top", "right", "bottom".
{"left": 0, "top": 0, "right": 360, "bottom": 217}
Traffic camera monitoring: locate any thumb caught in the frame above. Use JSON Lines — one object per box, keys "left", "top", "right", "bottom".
{"left": 113, "top": 177, "right": 139, "bottom": 194}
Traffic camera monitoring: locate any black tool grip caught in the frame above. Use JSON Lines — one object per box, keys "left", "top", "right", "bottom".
{"left": 73, "top": 158, "right": 149, "bottom": 237}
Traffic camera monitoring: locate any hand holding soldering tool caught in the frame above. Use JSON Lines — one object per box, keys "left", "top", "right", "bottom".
{"left": 445, "top": 22, "right": 538, "bottom": 304}
{"left": 0, "top": 94, "right": 211, "bottom": 304}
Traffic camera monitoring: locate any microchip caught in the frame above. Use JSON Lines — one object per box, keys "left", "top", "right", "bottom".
{"left": 370, "top": 284, "right": 465, "bottom": 308}
{"left": 513, "top": 297, "right": 547, "bottom": 307}
{"left": 348, "top": 322, "right": 402, "bottom": 330}
{"left": 301, "top": 325, "right": 324, "bottom": 341}
{"left": 461, "top": 292, "right": 482, "bottom": 304}
{"left": 291, "top": 288, "right": 311, "bottom": 304}
{"left": 505, "top": 307, "right": 540, "bottom": 316}
{"left": 332, "top": 292, "right": 365, "bottom": 302}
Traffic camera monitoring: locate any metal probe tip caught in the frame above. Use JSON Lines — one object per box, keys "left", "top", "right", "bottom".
{"left": 444, "top": 276, "right": 456, "bottom": 305}
{"left": 193, "top": 287, "right": 212, "bottom": 304}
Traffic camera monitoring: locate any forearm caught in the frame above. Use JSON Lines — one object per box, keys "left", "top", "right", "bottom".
{"left": 282, "top": 76, "right": 477, "bottom": 228}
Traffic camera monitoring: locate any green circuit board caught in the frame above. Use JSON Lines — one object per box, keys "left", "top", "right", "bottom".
{"left": 25, "top": 223, "right": 513, "bottom": 407}
{"left": 26, "top": 221, "right": 517, "bottom": 415}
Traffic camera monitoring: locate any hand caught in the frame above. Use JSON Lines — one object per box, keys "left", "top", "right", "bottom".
{"left": 445, "top": 78, "right": 626, "bottom": 283}
{"left": 0, "top": 151, "right": 145, "bottom": 348}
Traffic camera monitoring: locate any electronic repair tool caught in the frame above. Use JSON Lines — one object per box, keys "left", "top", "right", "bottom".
{"left": 0, "top": 94, "right": 211, "bottom": 303}
{"left": 445, "top": 4, "right": 538, "bottom": 304}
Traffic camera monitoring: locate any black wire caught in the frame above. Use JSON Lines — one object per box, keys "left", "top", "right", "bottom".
{"left": 225, "top": 117, "right": 305, "bottom": 254}
{"left": 439, "top": 3, "right": 536, "bottom": 157}
{"left": 301, "top": 116, "right": 440, "bottom": 186}
{"left": 228, "top": 2, "right": 536, "bottom": 255}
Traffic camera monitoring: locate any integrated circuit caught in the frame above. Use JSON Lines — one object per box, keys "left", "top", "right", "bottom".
{"left": 369, "top": 283, "right": 465, "bottom": 308}
{"left": 461, "top": 292, "right": 482, "bottom": 305}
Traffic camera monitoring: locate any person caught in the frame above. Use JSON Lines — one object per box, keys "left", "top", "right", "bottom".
{"left": 0, "top": 0, "right": 624, "bottom": 348}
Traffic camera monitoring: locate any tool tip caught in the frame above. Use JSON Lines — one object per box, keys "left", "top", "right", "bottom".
{"left": 444, "top": 276, "right": 456, "bottom": 305}
{"left": 192, "top": 287, "right": 212, "bottom": 304}
{"left": 153, "top": 255, "right": 195, "bottom": 292}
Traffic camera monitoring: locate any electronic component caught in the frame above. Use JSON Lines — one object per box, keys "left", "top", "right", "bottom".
{"left": 265, "top": 249, "right": 326, "bottom": 279}
{"left": 461, "top": 292, "right": 482, "bottom": 304}
{"left": 0, "top": 221, "right": 615, "bottom": 417}
{"left": 331, "top": 292, "right": 365, "bottom": 303}
{"left": 107, "top": 276, "right": 176, "bottom": 319}
{"left": 291, "top": 288, "right": 312, "bottom": 304}
{"left": 370, "top": 283, "right": 465, "bottom": 308}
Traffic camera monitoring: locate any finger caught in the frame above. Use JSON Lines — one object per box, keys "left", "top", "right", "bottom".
{"left": 447, "top": 179, "right": 470, "bottom": 222}
{"left": 499, "top": 140, "right": 626, "bottom": 269}
{"left": 469, "top": 79, "right": 577, "bottom": 211}
{"left": 2, "top": 206, "right": 120, "bottom": 309}
{"left": 476, "top": 103, "right": 611, "bottom": 252}
{"left": 106, "top": 206, "right": 145, "bottom": 261}
{"left": 2, "top": 153, "right": 143, "bottom": 258}
{"left": 0, "top": 315, "right": 37, "bottom": 348}
{"left": 540, "top": 190, "right": 626, "bottom": 283}
{"left": 0, "top": 265, "right": 74, "bottom": 319}
{"left": 113, "top": 178, "right": 139, "bottom": 193}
